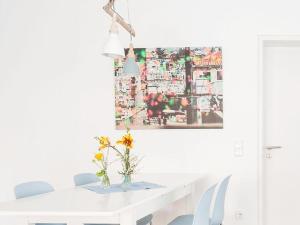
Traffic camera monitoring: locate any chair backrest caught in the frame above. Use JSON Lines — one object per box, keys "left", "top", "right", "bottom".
{"left": 73, "top": 173, "right": 100, "bottom": 186}
{"left": 192, "top": 184, "right": 217, "bottom": 225}
{"left": 14, "top": 181, "right": 54, "bottom": 199}
{"left": 210, "top": 175, "right": 232, "bottom": 225}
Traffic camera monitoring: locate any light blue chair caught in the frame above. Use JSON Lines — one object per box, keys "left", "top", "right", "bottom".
{"left": 14, "top": 181, "right": 54, "bottom": 199}
{"left": 73, "top": 173, "right": 153, "bottom": 225}
{"left": 74, "top": 173, "right": 100, "bottom": 186}
{"left": 14, "top": 181, "right": 66, "bottom": 225}
{"left": 210, "top": 175, "right": 232, "bottom": 225}
{"left": 168, "top": 184, "right": 217, "bottom": 225}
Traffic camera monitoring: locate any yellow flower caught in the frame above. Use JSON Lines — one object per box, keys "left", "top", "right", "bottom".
{"left": 117, "top": 133, "right": 134, "bottom": 149}
{"left": 95, "top": 152, "right": 103, "bottom": 161}
{"left": 99, "top": 136, "right": 110, "bottom": 150}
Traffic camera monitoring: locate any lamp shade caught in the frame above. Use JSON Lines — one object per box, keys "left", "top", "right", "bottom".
{"left": 123, "top": 43, "right": 140, "bottom": 75}
{"left": 123, "top": 57, "right": 140, "bottom": 75}
{"left": 102, "top": 15, "right": 125, "bottom": 59}
{"left": 102, "top": 32, "right": 125, "bottom": 58}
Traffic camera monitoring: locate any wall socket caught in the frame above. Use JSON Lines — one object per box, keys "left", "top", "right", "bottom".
{"left": 235, "top": 210, "right": 244, "bottom": 220}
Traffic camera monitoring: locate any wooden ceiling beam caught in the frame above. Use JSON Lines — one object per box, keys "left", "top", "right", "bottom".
{"left": 103, "top": 0, "right": 136, "bottom": 37}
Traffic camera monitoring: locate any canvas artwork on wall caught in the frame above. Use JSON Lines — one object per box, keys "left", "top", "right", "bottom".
{"left": 114, "top": 47, "right": 223, "bottom": 129}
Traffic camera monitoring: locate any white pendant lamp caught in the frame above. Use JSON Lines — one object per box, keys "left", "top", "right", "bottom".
{"left": 102, "top": 14, "right": 125, "bottom": 59}
{"left": 123, "top": 0, "right": 139, "bottom": 76}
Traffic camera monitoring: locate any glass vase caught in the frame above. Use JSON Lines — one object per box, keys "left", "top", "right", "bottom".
{"left": 101, "top": 172, "right": 111, "bottom": 188}
{"left": 123, "top": 174, "right": 132, "bottom": 184}
{"left": 121, "top": 174, "right": 132, "bottom": 190}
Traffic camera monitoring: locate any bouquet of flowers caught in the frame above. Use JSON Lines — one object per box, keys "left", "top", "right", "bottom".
{"left": 93, "top": 136, "right": 111, "bottom": 187}
{"left": 93, "top": 129, "right": 140, "bottom": 187}
{"left": 115, "top": 130, "right": 140, "bottom": 184}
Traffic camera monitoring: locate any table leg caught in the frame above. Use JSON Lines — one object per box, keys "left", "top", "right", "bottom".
{"left": 185, "top": 183, "right": 196, "bottom": 214}
{"left": 120, "top": 210, "right": 136, "bottom": 225}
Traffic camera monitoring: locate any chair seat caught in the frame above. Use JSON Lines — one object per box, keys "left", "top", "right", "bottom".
{"left": 168, "top": 184, "right": 219, "bottom": 225}
{"left": 137, "top": 214, "right": 153, "bottom": 225}
{"left": 168, "top": 215, "right": 194, "bottom": 225}
{"left": 85, "top": 214, "right": 153, "bottom": 225}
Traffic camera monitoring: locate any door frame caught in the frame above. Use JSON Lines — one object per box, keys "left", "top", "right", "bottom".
{"left": 257, "top": 35, "right": 300, "bottom": 225}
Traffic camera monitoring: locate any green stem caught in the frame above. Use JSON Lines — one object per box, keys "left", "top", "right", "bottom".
{"left": 110, "top": 145, "right": 125, "bottom": 159}
{"left": 124, "top": 148, "right": 130, "bottom": 175}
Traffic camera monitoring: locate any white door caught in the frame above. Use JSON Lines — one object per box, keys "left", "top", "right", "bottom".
{"left": 263, "top": 43, "right": 300, "bottom": 225}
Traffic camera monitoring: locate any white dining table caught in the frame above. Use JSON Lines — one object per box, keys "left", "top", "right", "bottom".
{"left": 0, "top": 173, "right": 205, "bottom": 225}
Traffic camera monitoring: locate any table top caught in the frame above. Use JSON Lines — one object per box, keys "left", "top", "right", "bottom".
{"left": 0, "top": 173, "right": 204, "bottom": 217}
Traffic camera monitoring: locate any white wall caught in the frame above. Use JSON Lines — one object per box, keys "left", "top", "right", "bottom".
{"left": 1, "top": 0, "right": 300, "bottom": 225}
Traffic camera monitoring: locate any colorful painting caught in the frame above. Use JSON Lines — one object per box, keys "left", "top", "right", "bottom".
{"left": 114, "top": 47, "right": 223, "bottom": 129}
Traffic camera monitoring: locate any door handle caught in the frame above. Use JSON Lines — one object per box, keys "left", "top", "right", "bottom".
{"left": 265, "top": 146, "right": 283, "bottom": 150}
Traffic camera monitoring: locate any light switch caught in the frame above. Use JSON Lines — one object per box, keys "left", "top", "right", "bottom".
{"left": 234, "top": 140, "right": 244, "bottom": 157}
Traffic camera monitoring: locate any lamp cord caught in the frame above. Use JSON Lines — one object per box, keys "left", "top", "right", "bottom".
{"left": 126, "top": 0, "right": 133, "bottom": 42}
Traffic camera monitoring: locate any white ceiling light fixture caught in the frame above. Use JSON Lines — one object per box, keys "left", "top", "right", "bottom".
{"left": 102, "top": 0, "right": 137, "bottom": 61}
{"left": 102, "top": 14, "right": 125, "bottom": 59}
